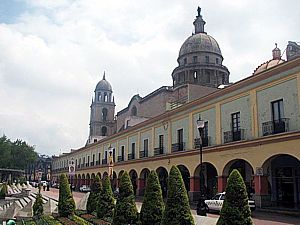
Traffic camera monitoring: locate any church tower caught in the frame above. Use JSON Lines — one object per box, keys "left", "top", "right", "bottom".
{"left": 87, "top": 72, "right": 116, "bottom": 144}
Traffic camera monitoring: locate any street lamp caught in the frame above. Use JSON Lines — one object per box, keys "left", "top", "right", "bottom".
{"left": 196, "top": 115, "right": 207, "bottom": 216}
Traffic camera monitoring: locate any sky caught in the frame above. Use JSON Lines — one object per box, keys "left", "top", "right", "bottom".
{"left": 0, "top": 0, "right": 299, "bottom": 156}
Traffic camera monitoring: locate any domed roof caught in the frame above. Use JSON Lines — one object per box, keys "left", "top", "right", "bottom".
{"left": 95, "top": 72, "right": 112, "bottom": 91}
{"left": 179, "top": 33, "right": 222, "bottom": 57}
{"left": 253, "top": 44, "right": 285, "bottom": 75}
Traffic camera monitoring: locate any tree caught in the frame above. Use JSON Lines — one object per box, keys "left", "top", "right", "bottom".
{"left": 161, "top": 165, "right": 194, "bottom": 225}
{"left": 33, "top": 188, "right": 43, "bottom": 218}
{"left": 140, "top": 170, "right": 164, "bottom": 225}
{"left": 0, "top": 183, "right": 8, "bottom": 199}
{"left": 58, "top": 173, "right": 75, "bottom": 217}
{"left": 97, "top": 176, "right": 115, "bottom": 220}
{"left": 113, "top": 171, "right": 138, "bottom": 225}
{"left": 217, "top": 169, "right": 253, "bottom": 225}
{"left": 87, "top": 175, "right": 102, "bottom": 214}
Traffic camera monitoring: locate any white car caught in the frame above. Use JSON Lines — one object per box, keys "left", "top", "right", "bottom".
{"left": 205, "top": 192, "right": 256, "bottom": 212}
{"left": 79, "top": 185, "right": 91, "bottom": 192}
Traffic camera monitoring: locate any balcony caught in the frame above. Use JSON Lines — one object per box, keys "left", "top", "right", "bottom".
{"left": 223, "top": 129, "right": 245, "bottom": 143}
{"left": 85, "top": 163, "right": 89, "bottom": 167}
{"left": 194, "top": 137, "right": 210, "bottom": 149}
{"left": 171, "top": 142, "right": 185, "bottom": 153}
{"left": 102, "top": 159, "right": 107, "bottom": 165}
{"left": 262, "top": 118, "right": 290, "bottom": 136}
{"left": 139, "top": 150, "right": 148, "bottom": 158}
{"left": 154, "top": 147, "right": 164, "bottom": 156}
{"left": 117, "top": 155, "right": 124, "bottom": 162}
{"left": 128, "top": 153, "right": 135, "bottom": 160}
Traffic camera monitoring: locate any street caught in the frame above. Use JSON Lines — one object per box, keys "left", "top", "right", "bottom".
{"left": 35, "top": 188, "right": 300, "bottom": 225}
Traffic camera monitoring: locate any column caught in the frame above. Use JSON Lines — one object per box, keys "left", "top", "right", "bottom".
{"left": 189, "top": 176, "right": 200, "bottom": 202}
{"left": 253, "top": 175, "right": 269, "bottom": 208}
{"left": 217, "top": 176, "right": 227, "bottom": 193}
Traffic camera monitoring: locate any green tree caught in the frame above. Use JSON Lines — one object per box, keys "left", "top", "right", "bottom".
{"left": 161, "top": 165, "right": 194, "bottom": 225}
{"left": 97, "top": 176, "right": 115, "bottom": 220}
{"left": 58, "top": 173, "right": 75, "bottom": 217}
{"left": 140, "top": 170, "right": 164, "bottom": 225}
{"left": 217, "top": 169, "right": 253, "bottom": 225}
{"left": 113, "top": 171, "right": 138, "bottom": 225}
{"left": 0, "top": 183, "right": 8, "bottom": 199}
{"left": 33, "top": 189, "right": 43, "bottom": 219}
{"left": 87, "top": 175, "right": 102, "bottom": 214}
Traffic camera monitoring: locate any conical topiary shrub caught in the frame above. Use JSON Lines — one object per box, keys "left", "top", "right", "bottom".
{"left": 161, "top": 165, "right": 194, "bottom": 225}
{"left": 140, "top": 170, "right": 164, "bottom": 225}
{"left": 87, "top": 175, "right": 102, "bottom": 214}
{"left": 58, "top": 173, "right": 76, "bottom": 217}
{"left": 0, "top": 183, "right": 7, "bottom": 199}
{"left": 97, "top": 176, "right": 115, "bottom": 220}
{"left": 217, "top": 169, "right": 253, "bottom": 225}
{"left": 113, "top": 171, "right": 138, "bottom": 225}
{"left": 33, "top": 189, "right": 43, "bottom": 219}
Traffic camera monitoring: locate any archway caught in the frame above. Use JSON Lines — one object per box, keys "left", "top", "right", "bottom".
{"left": 156, "top": 167, "right": 168, "bottom": 198}
{"left": 82, "top": 174, "right": 86, "bottom": 185}
{"left": 139, "top": 168, "right": 150, "bottom": 196}
{"left": 178, "top": 165, "right": 190, "bottom": 192}
{"left": 262, "top": 154, "right": 300, "bottom": 208}
{"left": 129, "top": 169, "right": 138, "bottom": 195}
{"left": 96, "top": 172, "right": 101, "bottom": 179}
{"left": 112, "top": 171, "right": 118, "bottom": 191}
{"left": 86, "top": 173, "right": 90, "bottom": 186}
{"left": 194, "top": 162, "right": 218, "bottom": 199}
{"left": 103, "top": 172, "right": 108, "bottom": 179}
{"left": 77, "top": 174, "right": 81, "bottom": 188}
{"left": 74, "top": 174, "right": 77, "bottom": 190}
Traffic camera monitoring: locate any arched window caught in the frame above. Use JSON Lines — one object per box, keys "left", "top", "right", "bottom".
{"left": 102, "top": 108, "right": 108, "bottom": 121}
{"left": 131, "top": 106, "right": 137, "bottom": 116}
{"left": 102, "top": 126, "right": 107, "bottom": 136}
{"left": 98, "top": 93, "right": 101, "bottom": 101}
{"left": 104, "top": 93, "right": 108, "bottom": 102}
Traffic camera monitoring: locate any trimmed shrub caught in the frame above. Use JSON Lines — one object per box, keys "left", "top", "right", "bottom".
{"left": 161, "top": 165, "right": 194, "bottom": 225}
{"left": 97, "top": 176, "right": 115, "bottom": 220}
{"left": 113, "top": 171, "right": 138, "bottom": 225}
{"left": 0, "top": 183, "right": 7, "bottom": 199}
{"left": 217, "top": 169, "right": 253, "bottom": 225}
{"left": 33, "top": 191, "right": 43, "bottom": 219}
{"left": 140, "top": 170, "right": 164, "bottom": 225}
{"left": 87, "top": 175, "right": 102, "bottom": 214}
{"left": 58, "top": 173, "right": 76, "bottom": 217}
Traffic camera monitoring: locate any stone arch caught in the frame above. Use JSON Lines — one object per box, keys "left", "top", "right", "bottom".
{"left": 103, "top": 172, "right": 108, "bottom": 179}
{"left": 82, "top": 174, "right": 86, "bottom": 185}
{"left": 222, "top": 159, "right": 254, "bottom": 195}
{"left": 112, "top": 171, "right": 118, "bottom": 190}
{"left": 156, "top": 167, "right": 168, "bottom": 198}
{"left": 139, "top": 168, "right": 151, "bottom": 196}
{"left": 86, "top": 173, "right": 90, "bottom": 186}
{"left": 118, "top": 170, "right": 124, "bottom": 179}
{"left": 177, "top": 164, "right": 191, "bottom": 192}
{"left": 194, "top": 162, "right": 218, "bottom": 199}
{"left": 129, "top": 169, "right": 138, "bottom": 195}
{"left": 77, "top": 174, "right": 81, "bottom": 188}
{"left": 261, "top": 154, "right": 300, "bottom": 207}
{"left": 96, "top": 172, "right": 101, "bottom": 179}
{"left": 91, "top": 173, "right": 95, "bottom": 180}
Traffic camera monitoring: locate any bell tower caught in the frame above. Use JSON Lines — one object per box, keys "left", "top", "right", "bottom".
{"left": 87, "top": 72, "right": 116, "bottom": 144}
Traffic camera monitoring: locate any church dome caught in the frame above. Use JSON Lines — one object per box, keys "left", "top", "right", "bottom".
{"left": 179, "top": 33, "right": 222, "bottom": 57}
{"left": 95, "top": 72, "right": 112, "bottom": 91}
{"left": 253, "top": 44, "right": 285, "bottom": 75}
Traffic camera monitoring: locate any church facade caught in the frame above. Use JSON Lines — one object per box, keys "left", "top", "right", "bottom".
{"left": 52, "top": 8, "right": 300, "bottom": 209}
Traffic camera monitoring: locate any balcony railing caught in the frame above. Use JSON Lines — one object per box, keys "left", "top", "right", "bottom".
{"left": 171, "top": 142, "right": 185, "bottom": 153}
{"left": 96, "top": 161, "right": 100, "bottom": 166}
{"left": 128, "top": 153, "right": 135, "bottom": 160}
{"left": 223, "top": 129, "right": 245, "bottom": 143}
{"left": 139, "top": 150, "right": 148, "bottom": 158}
{"left": 102, "top": 159, "right": 107, "bottom": 165}
{"left": 194, "top": 137, "right": 210, "bottom": 149}
{"left": 117, "top": 155, "right": 124, "bottom": 162}
{"left": 154, "top": 147, "right": 164, "bottom": 156}
{"left": 262, "top": 118, "right": 290, "bottom": 136}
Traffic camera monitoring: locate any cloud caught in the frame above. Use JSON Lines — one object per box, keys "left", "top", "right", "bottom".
{"left": 0, "top": 0, "right": 299, "bottom": 155}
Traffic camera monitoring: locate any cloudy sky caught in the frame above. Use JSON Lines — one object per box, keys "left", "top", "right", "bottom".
{"left": 0, "top": 0, "right": 299, "bottom": 156}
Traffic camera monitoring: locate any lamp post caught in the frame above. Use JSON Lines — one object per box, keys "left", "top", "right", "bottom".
{"left": 196, "top": 115, "right": 207, "bottom": 216}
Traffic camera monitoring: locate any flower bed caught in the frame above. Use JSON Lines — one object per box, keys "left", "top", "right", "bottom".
{"left": 79, "top": 213, "right": 111, "bottom": 225}
{"left": 57, "top": 217, "right": 78, "bottom": 225}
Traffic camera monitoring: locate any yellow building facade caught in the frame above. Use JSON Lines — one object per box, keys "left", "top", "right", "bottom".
{"left": 53, "top": 57, "right": 300, "bottom": 208}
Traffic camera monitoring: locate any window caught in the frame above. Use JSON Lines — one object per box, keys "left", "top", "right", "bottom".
{"left": 205, "top": 56, "right": 209, "bottom": 63}
{"left": 271, "top": 99, "right": 284, "bottom": 121}
{"left": 144, "top": 139, "right": 149, "bottom": 156}
{"left": 184, "top": 58, "right": 187, "bottom": 65}
{"left": 105, "top": 151, "right": 108, "bottom": 160}
{"left": 194, "top": 71, "right": 197, "bottom": 79}
{"left": 193, "top": 56, "right": 198, "bottom": 63}
{"left": 216, "top": 58, "right": 219, "bottom": 64}
{"left": 83, "top": 157, "right": 85, "bottom": 165}
{"left": 98, "top": 93, "right": 101, "bottom": 101}
{"left": 159, "top": 135, "right": 164, "bottom": 149}
{"left": 94, "top": 139, "right": 97, "bottom": 143}
{"left": 231, "top": 112, "right": 241, "bottom": 132}
{"left": 177, "top": 129, "right": 183, "bottom": 144}
{"left": 102, "top": 126, "right": 107, "bottom": 136}
{"left": 104, "top": 92, "right": 108, "bottom": 102}
{"left": 102, "top": 108, "right": 108, "bottom": 121}
{"left": 87, "top": 156, "right": 90, "bottom": 166}
{"left": 121, "top": 146, "right": 125, "bottom": 159}
{"left": 131, "top": 143, "right": 135, "bottom": 157}
{"left": 98, "top": 153, "right": 101, "bottom": 164}
{"left": 92, "top": 154, "right": 95, "bottom": 163}
{"left": 203, "top": 121, "right": 209, "bottom": 138}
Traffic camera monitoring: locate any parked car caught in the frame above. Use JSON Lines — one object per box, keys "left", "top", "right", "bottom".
{"left": 204, "top": 192, "right": 256, "bottom": 212}
{"left": 79, "top": 185, "right": 91, "bottom": 192}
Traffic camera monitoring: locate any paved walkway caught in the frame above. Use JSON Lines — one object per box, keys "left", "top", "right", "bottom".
{"left": 32, "top": 188, "right": 299, "bottom": 225}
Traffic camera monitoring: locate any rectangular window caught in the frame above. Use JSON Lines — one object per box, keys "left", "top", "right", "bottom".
{"left": 87, "top": 156, "right": 90, "bottom": 166}
{"left": 132, "top": 143, "right": 135, "bottom": 158}
{"left": 231, "top": 112, "right": 241, "bottom": 132}
{"left": 271, "top": 99, "right": 284, "bottom": 121}
{"left": 144, "top": 139, "right": 149, "bottom": 157}
{"left": 216, "top": 58, "right": 219, "bottom": 64}
{"left": 177, "top": 129, "right": 183, "bottom": 144}
{"left": 193, "top": 56, "right": 198, "bottom": 63}
{"left": 159, "top": 135, "right": 164, "bottom": 149}
{"left": 113, "top": 148, "right": 116, "bottom": 163}
{"left": 92, "top": 154, "right": 95, "bottom": 163}
{"left": 203, "top": 121, "right": 209, "bottom": 138}
{"left": 121, "top": 146, "right": 125, "bottom": 159}
{"left": 205, "top": 56, "right": 209, "bottom": 63}
{"left": 105, "top": 151, "right": 108, "bottom": 160}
